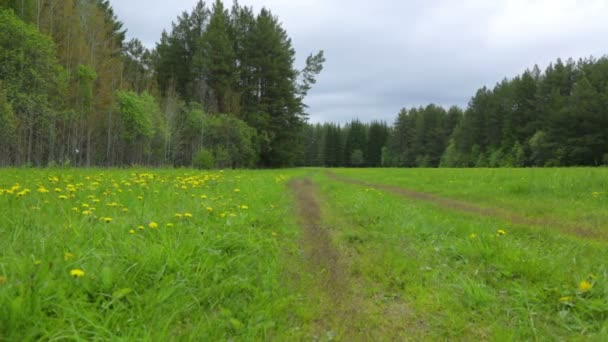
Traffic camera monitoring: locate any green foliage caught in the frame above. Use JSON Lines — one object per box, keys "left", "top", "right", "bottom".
{"left": 0, "top": 82, "right": 18, "bottom": 164}
{"left": 366, "top": 121, "right": 389, "bottom": 167}
{"left": 115, "top": 90, "right": 156, "bottom": 141}
{"left": 0, "top": 8, "right": 64, "bottom": 165}
{"left": 172, "top": 103, "right": 205, "bottom": 167}
{"left": 155, "top": 1, "right": 324, "bottom": 167}
{"left": 202, "top": 114, "right": 258, "bottom": 168}
{"left": 343, "top": 120, "right": 367, "bottom": 166}
{"left": 192, "top": 149, "right": 215, "bottom": 169}
{"left": 350, "top": 149, "right": 364, "bottom": 166}
{"left": 322, "top": 123, "right": 343, "bottom": 167}
{"left": 200, "top": 0, "right": 237, "bottom": 113}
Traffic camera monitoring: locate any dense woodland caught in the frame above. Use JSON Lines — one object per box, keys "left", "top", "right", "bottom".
{"left": 1, "top": 1, "right": 607, "bottom": 168}
{"left": 0, "top": 0, "right": 324, "bottom": 167}
{"left": 300, "top": 57, "right": 608, "bottom": 167}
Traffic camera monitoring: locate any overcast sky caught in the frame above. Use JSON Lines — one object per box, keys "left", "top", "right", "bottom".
{"left": 110, "top": 0, "right": 608, "bottom": 124}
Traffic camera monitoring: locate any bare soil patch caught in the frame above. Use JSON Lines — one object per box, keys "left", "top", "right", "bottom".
{"left": 288, "top": 178, "right": 347, "bottom": 296}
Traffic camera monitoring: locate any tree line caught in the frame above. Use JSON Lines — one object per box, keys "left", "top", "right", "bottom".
{"left": 0, "top": 0, "right": 324, "bottom": 167}
{"left": 1, "top": 0, "right": 606, "bottom": 168}
{"left": 299, "top": 57, "right": 608, "bottom": 167}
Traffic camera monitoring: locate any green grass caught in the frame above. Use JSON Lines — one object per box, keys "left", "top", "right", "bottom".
{"left": 1, "top": 167, "right": 607, "bottom": 340}
{"left": 331, "top": 168, "right": 608, "bottom": 235}
{"left": 313, "top": 169, "right": 608, "bottom": 340}
{"left": 0, "top": 168, "right": 310, "bottom": 340}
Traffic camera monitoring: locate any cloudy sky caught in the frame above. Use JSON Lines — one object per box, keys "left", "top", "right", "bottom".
{"left": 111, "top": 0, "right": 608, "bottom": 124}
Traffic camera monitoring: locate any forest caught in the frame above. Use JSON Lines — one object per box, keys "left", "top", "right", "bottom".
{"left": 1, "top": 0, "right": 607, "bottom": 168}
{"left": 301, "top": 57, "right": 608, "bottom": 168}
{"left": 0, "top": 0, "right": 324, "bottom": 167}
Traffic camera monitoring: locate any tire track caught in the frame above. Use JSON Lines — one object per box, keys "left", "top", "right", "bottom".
{"left": 325, "top": 170, "right": 605, "bottom": 240}
{"left": 288, "top": 178, "right": 365, "bottom": 340}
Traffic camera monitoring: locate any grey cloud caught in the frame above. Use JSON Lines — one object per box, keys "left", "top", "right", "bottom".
{"left": 111, "top": 0, "right": 608, "bottom": 124}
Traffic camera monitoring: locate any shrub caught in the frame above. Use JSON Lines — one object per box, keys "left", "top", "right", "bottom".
{"left": 193, "top": 149, "right": 215, "bottom": 169}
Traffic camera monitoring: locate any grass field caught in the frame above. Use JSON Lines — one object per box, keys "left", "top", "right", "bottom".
{"left": 1, "top": 168, "right": 607, "bottom": 340}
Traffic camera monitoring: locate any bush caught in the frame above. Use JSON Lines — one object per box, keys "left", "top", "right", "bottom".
{"left": 193, "top": 149, "right": 215, "bottom": 169}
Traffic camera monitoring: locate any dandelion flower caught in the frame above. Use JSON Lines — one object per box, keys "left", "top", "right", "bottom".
{"left": 70, "top": 269, "right": 85, "bottom": 278}
{"left": 58, "top": 195, "right": 68, "bottom": 200}
{"left": 496, "top": 229, "right": 506, "bottom": 236}
{"left": 129, "top": 229, "right": 136, "bottom": 234}
{"left": 64, "top": 252, "right": 74, "bottom": 261}
{"left": 206, "top": 207, "right": 213, "bottom": 212}
{"left": 578, "top": 280, "right": 592, "bottom": 292}
{"left": 240, "top": 205, "right": 249, "bottom": 210}
{"left": 166, "top": 223, "right": 174, "bottom": 227}
{"left": 175, "top": 213, "right": 183, "bottom": 219}
{"left": 102, "top": 217, "right": 113, "bottom": 223}
{"left": 37, "top": 187, "right": 49, "bottom": 193}
{"left": 559, "top": 296, "right": 573, "bottom": 303}
{"left": 148, "top": 221, "right": 158, "bottom": 229}
{"left": 469, "top": 233, "right": 477, "bottom": 239}
{"left": 184, "top": 213, "right": 193, "bottom": 218}
{"left": 234, "top": 189, "right": 240, "bottom": 192}
{"left": 137, "top": 225, "right": 145, "bottom": 230}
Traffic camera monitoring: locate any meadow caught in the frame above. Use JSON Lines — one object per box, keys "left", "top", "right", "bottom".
{"left": 0, "top": 168, "right": 607, "bottom": 340}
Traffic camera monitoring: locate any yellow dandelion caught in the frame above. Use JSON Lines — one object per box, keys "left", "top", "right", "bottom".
{"left": 166, "top": 223, "right": 174, "bottom": 227}
{"left": 129, "top": 229, "right": 136, "bottom": 234}
{"left": 137, "top": 196, "right": 144, "bottom": 201}
{"left": 184, "top": 212, "right": 193, "bottom": 218}
{"left": 137, "top": 225, "right": 145, "bottom": 230}
{"left": 58, "top": 195, "right": 68, "bottom": 200}
{"left": 578, "top": 280, "right": 592, "bottom": 292}
{"left": 122, "top": 208, "right": 129, "bottom": 213}
{"left": 37, "top": 187, "right": 49, "bottom": 193}
{"left": 240, "top": 205, "right": 249, "bottom": 210}
{"left": 82, "top": 203, "right": 90, "bottom": 208}
{"left": 200, "top": 195, "right": 208, "bottom": 199}
{"left": 64, "top": 252, "right": 74, "bottom": 261}
{"left": 82, "top": 210, "right": 92, "bottom": 216}
{"left": 54, "top": 188, "right": 62, "bottom": 193}
{"left": 72, "top": 207, "right": 80, "bottom": 212}
{"left": 102, "top": 217, "right": 113, "bottom": 223}
{"left": 70, "top": 269, "right": 85, "bottom": 278}
{"left": 469, "top": 233, "right": 477, "bottom": 239}
{"left": 559, "top": 296, "right": 573, "bottom": 303}
{"left": 234, "top": 188, "right": 240, "bottom": 192}
{"left": 148, "top": 221, "right": 158, "bottom": 229}
{"left": 175, "top": 213, "right": 183, "bottom": 219}
{"left": 206, "top": 207, "right": 213, "bottom": 212}
{"left": 496, "top": 229, "right": 506, "bottom": 236}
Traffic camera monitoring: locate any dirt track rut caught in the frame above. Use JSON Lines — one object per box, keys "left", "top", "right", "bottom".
{"left": 326, "top": 170, "right": 604, "bottom": 240}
